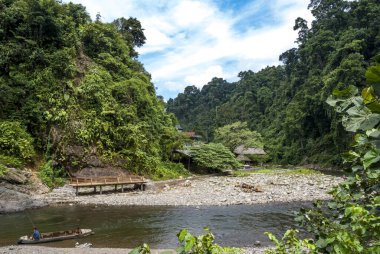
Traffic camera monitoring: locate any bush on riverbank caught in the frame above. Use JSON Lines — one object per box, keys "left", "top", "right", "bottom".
{"left": 190, "top": 143, "right": 241, "bottom": 172}
{"left": 151, "top": 161, "right": 189, "bottom": 180}
{"left": 38, "top": 160, "right": 66, "bottom": 188}
{"left": 0, "top": 121, "right": 35, "bottom": 164}
{"left": 0, "top": 121, "right": 35, "bottom": 176}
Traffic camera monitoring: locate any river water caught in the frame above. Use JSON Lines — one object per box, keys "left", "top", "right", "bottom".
{"left": 0, "top": 202, "right": 311, "bottom": 248}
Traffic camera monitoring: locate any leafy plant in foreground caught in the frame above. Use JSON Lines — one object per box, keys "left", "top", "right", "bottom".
{"left": 129, "top": 228, "right": 242, "bottom": 254}
{"left": 177, "top": 228, "right": 242, "bottom": 254}
{"left": 264, "top": 230, "right": 316, "bottom": 254}
{"left": 266, "top": 60, "right": 380, "bottom": 253}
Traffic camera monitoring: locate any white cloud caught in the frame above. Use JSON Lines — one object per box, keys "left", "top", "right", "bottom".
{"left": 66, "top": 0, "right": 313, "bottom": 99}
{"left": 185, "top": 65, "right": 224, "bottom": 87}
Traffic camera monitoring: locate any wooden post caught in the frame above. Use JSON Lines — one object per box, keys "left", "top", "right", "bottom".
{"left": 121, "top": 184, "right": 124, "bottom": 193}
{"left": 93, "top": 186, "right": 96, "bottom": 193}
{"left": 100, "top": 186, "right": 102, "bottom": 194}
{"left": 76, "top": 186, "right": 78, "bottom": 195}
{"left": 115, "top": 185, "right": 117, "bottom": 191}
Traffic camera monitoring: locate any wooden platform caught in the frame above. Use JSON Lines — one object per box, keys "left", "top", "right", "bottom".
{"left": 69, "top": 175, "right": 147, "bottom": 195}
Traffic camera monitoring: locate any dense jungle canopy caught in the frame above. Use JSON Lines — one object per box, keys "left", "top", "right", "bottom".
{"left": 167, "top": 0, "right": 380, "bottom": 166}
{"left": 0, "top": 0, "right": 183, "bottom": 178}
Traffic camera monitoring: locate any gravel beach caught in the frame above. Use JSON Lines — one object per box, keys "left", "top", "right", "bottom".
{"left": 39, "top": 172, "right": 344, "bottom": 207}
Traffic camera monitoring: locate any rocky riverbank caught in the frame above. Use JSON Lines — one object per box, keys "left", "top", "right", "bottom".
{"left": 0, "top": 168, "right": 49, "bottom": 213}
{"left": 39, "top": 171, "right": 343, "bottom": 207}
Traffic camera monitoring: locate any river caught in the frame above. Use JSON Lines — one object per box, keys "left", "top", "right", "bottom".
{"left": 0, "top": 202, "right": 311, "bottom": 248}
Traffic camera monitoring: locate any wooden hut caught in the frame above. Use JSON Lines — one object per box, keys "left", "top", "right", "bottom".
{"left": 234, "top": 145, "right": 266, "bottom": 165}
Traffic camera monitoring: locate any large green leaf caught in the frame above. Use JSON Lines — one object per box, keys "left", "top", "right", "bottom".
{"left": 362, "top": 149, "right": 380, "bottom": 169}
{"left": 362, "top": 86, "right": 380, "bottom": 113}
{"left": 326, "top": 96, "right": 363, "bottom": 113}
{"left": 366, "top": 65, "right": 380, "bottom": 84}
{"left": 366, "top": 65, "right": 380, "bottom": 95}
{"left": 366, "top": 129, "right": 380, "bottom": 138}
{"left": 342, "top": 106, "right": 380, "bottom": 132}
{"left": 332, "top": 85, "right": 358, "bottom": 98}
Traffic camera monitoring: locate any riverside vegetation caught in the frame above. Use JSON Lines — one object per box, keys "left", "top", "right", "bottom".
{"left": 0, "top": 0, "right": 379, "bottom": 253}
{"left": 167, "top": 0, "right": 380, "bottom": 166}
{"left": 0, "top": 0, "right": 185, "bottom": 182}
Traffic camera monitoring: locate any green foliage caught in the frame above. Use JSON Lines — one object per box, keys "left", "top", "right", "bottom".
{"left": 279, "top": 61, "right": 380, "bottom": 254}
{"left": 0, "top": 121, "right": 35, "bottom": 170}
{"left": 190, "top": 143, "right": 241, "bottom": 171}
{"left": 0, "top": 164, "right": 9, "bottom": 176}
{"left": 0, "top": 154, "right": 23, "bottom": 169}
{"left": 128, "top": 228, "right": 241, "bottom": 254}
{"left": 231, "top": 171, "right": 250, "bottom": 177}
{"left": 151, "top": 161, "right": 189, "bottom": 180}
{"left": 129, "top": 243, "right": 151, "bottom": 254}
{"left": 232, "top": 167, "right": 320, "bottom": 176}
{"left": 265, "top": 230, "right": 316, "bottom": 254}
{"left": 0, "top": 0, "right": 182, "bottom": 178}
{"left": 249, "top": 154, "right": 269, "bottom": 165}
{"left": 177, "top": 228, "right": 242, "bottom": 254}
{"left": 250, "top": 168, "right": 282, "bottom": 174}
{"left": 283, "top": 168, "right": 321, "bottom": 175}
{"left": 214, "top": 121, "right": 264, "bottom": 150}
{"left": 37, "top": 160, "right": 66, "bottom": 188}
{"left": 167, "top": 0, "right": 380, "bottom": 165}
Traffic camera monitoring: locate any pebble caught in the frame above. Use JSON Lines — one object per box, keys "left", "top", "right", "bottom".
{"left": 36, "top": 173, "right": 344, "bottom": 207}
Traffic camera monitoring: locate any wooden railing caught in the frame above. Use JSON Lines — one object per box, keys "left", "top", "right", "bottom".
{"left": 68, "top": 175, "right": 147, "bottom": 195}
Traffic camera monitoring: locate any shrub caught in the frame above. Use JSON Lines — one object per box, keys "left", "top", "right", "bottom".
{"left": 129, "top": 228, "right": 242, "bottom": 254}
{"left": 177, "top": 228, "right": 242, "bottom": 254}
{"left": 190, "top": 143, "right": 241, "bottom": 171}
{"left": 0, "top": 121, "right": 35, "bottom": 162}
{"left": 0, "top": 154, "right": 23, "bottom": 168}
{"left": 151, "top": 161, "right": 190, "bottom": 180}
{"left": 265, "top": 229, "right": 316, "bottom": 254}
{"left": 38, "top": 160, "right": 66, "bottom": 188}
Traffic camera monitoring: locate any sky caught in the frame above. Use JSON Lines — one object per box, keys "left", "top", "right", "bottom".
{"left": 67, "top": 0, "right": 313, "bottom": 100}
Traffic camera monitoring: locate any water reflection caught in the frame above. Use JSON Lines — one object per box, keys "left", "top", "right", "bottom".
{"left": 0, "top": 202, "right": 311, "bottom": 248}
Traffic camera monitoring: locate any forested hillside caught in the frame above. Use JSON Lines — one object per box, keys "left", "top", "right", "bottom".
{"left": 167, "top": 0, "right": 380, "bottom": 165}
{"left": 0, "top": 0, "right": 182, "bottom": 180}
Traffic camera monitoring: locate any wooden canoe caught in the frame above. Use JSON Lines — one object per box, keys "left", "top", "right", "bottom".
{"left": 17, "top": 229, "right": 93, "bottom": 244}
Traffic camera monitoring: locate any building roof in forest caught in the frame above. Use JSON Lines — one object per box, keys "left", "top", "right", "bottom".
{"left": 174, "top": 149, "right": 192, "bottom": 157}
{"left": 234, "top": 145, "right": 266, "bottom": 155}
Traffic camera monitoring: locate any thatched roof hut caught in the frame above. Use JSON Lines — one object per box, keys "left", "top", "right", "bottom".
{"left": 234, "top": 145, "right": 266, "bottom": 155}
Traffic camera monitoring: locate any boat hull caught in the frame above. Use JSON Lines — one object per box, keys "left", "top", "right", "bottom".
{"left": 17, "top": 229, "right": 93, "bottom": 244}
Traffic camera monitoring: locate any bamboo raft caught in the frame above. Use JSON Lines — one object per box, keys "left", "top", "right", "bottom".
{"left": 69, "top": 175, "right": 147, "bottom": 195}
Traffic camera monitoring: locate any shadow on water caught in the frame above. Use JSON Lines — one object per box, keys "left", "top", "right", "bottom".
{"left": 0, "top": 202, "right": 312, "bottom": 248}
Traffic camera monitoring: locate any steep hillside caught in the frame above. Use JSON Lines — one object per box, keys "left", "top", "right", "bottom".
{"left": 167, "top": 0, "right": 380, "bottom": 165}
{"left": 0, "top": 0, "right": 182, "bottom": 180}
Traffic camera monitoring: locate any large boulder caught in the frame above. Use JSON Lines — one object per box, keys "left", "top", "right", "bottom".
{"left": 0, "top": 168, "right": 31, "bottom": 184}
{"left": 0, "top": 185, "right": 47, "bottom": 213}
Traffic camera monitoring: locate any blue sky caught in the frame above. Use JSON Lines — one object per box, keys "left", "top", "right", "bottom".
{"left": 67, "top": 0, "right": 312, "bottom": 100}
